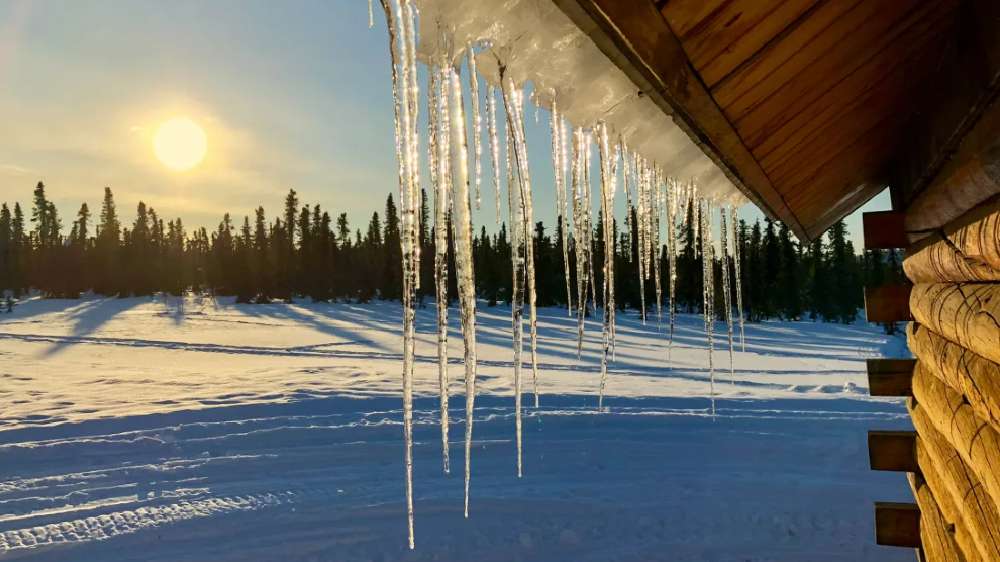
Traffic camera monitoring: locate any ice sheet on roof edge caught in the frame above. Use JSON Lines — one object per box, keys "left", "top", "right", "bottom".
{"left": 414, "top": 0, "right": 747, "bottom": 205}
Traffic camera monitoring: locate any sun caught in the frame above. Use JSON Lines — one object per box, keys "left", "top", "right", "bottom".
{"left": 153, "top": 117, "right": 207, "bottom": 171}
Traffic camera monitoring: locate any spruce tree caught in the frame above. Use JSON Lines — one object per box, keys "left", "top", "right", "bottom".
{"left": 777, "top": 223, "right": 801, "bottom": 319}
{"left": 382, "top": 194, "right": 401, "bottom": 300}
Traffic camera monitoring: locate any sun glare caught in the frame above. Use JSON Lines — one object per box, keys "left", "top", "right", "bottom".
{"left": 153, "top": 117, "right": 207, "bottom": 172}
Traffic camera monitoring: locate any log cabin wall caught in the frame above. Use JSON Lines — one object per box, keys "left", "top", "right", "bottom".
{"left": 867, "top": 100, "right": 1000, "bottom": 561}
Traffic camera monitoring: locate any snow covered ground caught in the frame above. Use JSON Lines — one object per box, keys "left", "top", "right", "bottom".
{"left": 0, "top": 296, "right": 914, "bottom": 561}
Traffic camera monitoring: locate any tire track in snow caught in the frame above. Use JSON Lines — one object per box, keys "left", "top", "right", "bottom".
{"left": 0, "top": 490, "right": 297, "bottom": 552}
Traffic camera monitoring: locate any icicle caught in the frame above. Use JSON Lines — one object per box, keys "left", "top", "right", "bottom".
{"left": 583, "top": 134, "right": 598, "bottom": 316}
{"left": 730, "top": 206, "right": 746, "bottom": 352}
{"left": 636, "top": 159, "right": 648, "bottom": 324}
{"left": 506, "top": 122, "right": 525, "bottom": 478}
{"left": 571, "top": 127, "right": 588, "bottom": 358}
{"left": 652, "top": 169, "right": 663, "bottom": 329}
{"left": 596, "top": 122, "right": 616, "bottom": 411}
{"left": 551, "top": 100, "right": 573, "bottom": 316}
{"left": 500, "top": 79, "right": 540, "bottom": 411}
{"left": 518, "top": 91, "right": 541, "bottom": 411}
{"left": 427, "top": 65, "right": 451, "bottom": 476}
{"left": 379, "top": 0, "right": 418, "bottom": 548}
{"left": 621, "top": 141, "right": 633, "bottom": 251}
{"left": 666, "top": 178, "right": 678, "bottom": 366}
{"left": 720, "top": 206, "right": 735, "bottom": 385}
{"left": 467, "top": 45, "right": 482, "bottom": 210}
{"left": 699, "top": 197, "right": 715, "bottom": 418}
{"left": 486, "top": 86, "right": 502, "bottom": 226}
{"left": 368, "top": 0, "right": 374, "bottom": 28}
{"left": 443, "top": 59, "right": 479, "bottom": 519}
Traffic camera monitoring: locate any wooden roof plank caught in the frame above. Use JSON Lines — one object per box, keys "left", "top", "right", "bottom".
{"left": 709, "top": 0, "right": 867, "bottom": 121}
{"left": 662, "top": 0, "right": 821, "bottom": 89}
{"left": 733, "top": 0, "right": 948, "bottom": 151}
{"left": 754, "top": 25, "right": 945, "bottom": 175}
{"left": 552, "top": 0, "right": 808, "bottom": 239}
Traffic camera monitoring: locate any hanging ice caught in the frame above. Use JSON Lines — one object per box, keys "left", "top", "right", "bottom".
{"left": 373, "top": 0, "right": 755, "bottom": 546}
{"left": 700, "top": 197, "right": 716, "bottom": 418}
{"left": 730, "top": 206, "right": 746, "bottom": 352}
{"left": 720, "top": 206, "right": 735, "bottom": 385}
{"left": 666, "top": 178, "right": 678, "bottom": 365}
{"left": 428, "top": 63, "right": 451, "bottom": 475}
{"left": 467, "top": 45, "right": 483, "bottom": 209}
{"left": 596, "top": 122, "right": 617, "bottom": 411}
{"left": 551, "top": 100, "right": 573, "bottom": 316}
{"left": 487, "top": 86, "right": 502, "bottom": 226}
{"left": 378, "top": 0, "right": 420, "bottom": 549}
{"left": 506, "top": 122, "right": 525, "bottom": 478}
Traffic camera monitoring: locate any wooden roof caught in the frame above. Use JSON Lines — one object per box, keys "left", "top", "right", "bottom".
{"left": 555, "top": 0, "right": 1000, "bottom": 241}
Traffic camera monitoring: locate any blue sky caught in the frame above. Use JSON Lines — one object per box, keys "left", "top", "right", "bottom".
{"left": 0, "top": 0, "right": 888, "bottom": 244}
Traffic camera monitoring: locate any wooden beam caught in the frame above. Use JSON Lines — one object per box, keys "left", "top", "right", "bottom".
{"left": 867, "top": 359, "right": 915, "bottom": 396}
{"left": 863, "top": 210, "right": 908, "bottom": 249}
{"left": 875, "top": 502, "right": 922, "bottom": 548}
{"left": 869, "top": 430, "right": 918, "bottom": 472}
{"left": 865, "top": 285, "right": 913, "bottom": 323}
{"left": 551, "top": 0, "right": 809, "bottom": 241}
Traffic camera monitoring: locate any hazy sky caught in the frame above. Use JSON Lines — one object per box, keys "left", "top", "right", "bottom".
{"left": 0, "top": 0, "right": 887, "bottom": 244}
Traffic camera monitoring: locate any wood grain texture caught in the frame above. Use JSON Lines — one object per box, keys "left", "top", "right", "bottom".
{"left": 904, "top": 201, "right": 1000, "bottom": 283}
{"left": 911, "top": 364, "right": 1000, "bottom": 514}
{"left": 661, "top": 0, "right": 821, "bottom": 89}
{"left": 909, "top": 284, "right": 1000, "bottom": 365}
{"left": 907, "top": 471, "right": 967, "bottom": 562}
{"left": 908, "top": 323, "right": 1000, "bottom": 435}
{"left": 910, "top": 399, "right": 1000, "bottom": 562}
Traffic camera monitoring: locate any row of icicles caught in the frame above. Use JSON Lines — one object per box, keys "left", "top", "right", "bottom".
{"left": 376, "top": 0, "right": 746, "bottom": 549}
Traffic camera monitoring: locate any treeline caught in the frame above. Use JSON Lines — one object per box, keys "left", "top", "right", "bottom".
{"left": 0, "top": 182, "right": 901, "bottom": 324}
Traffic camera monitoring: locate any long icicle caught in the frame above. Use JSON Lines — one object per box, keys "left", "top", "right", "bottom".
{"left": 652, "top": 169, "right": 663, "bottom": 330}
{"left": 446, "top": 59, "right": 478, "bottom": 519}
{"left": 501, "top": 77, "right": 540, "bottom": 410}
{"left": 730, "top": 205, "right": 746, "bottom": 352}
{"left": 700, "top": 197, "right": 715, "bottom": 418}
{"left": 514, "top": 86, "right": 538, "bottom": 408}
{"left": 596, "top": 122, "right": 616, "bottom": 411}
{"left": 720, "top": 205, "right": 735, "bottom": 385}
{"left": 506, "top": 121, "right": 525, "bottom": 478}
{"left": 571, "top": 127, "right": 588, "bottom": 358}
{"left": 636, "top": 159, "right": 648, "bottom": 324}
{"left": 666, "top": 178, "right": 678, "bottom": 366}
{"left": 584, "top": 134, "right": 598, "bottom": 316}
{"left": 380, "top": 0, "right": 417, "bottom": 548}
{"left": 551, "top": 99, "right": 573, "bottom": 316}
{"left": 429, "top": 64, "right": 451, "bottom": 475}
{"left": 487, "top": 86, "right": 502, "bottom": 226}
{"left": 467, "top": 44, "right": 482, "bottom": 209}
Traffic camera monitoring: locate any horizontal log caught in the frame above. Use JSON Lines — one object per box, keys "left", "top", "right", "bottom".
{"left": 865, "top": 210, "right": 908, "bottom": 249}
{"left": 908, "top": 472, "right": 965, "bottom": 562}
{"left": 910, "top": 399, "right": 1000, "bottom": 562}
{"left": 904, "top": 97, "right": 1000, "bottom": 240}
{"left": 875, "top": 502, "right": 922, "bottom": 548}
{"left": 909, "top": 283, "right": 1000, "bottom": 365}
{"left": 903, "top": 200, "right": 1000, "bottom": 283}
{"left": 908, "top": 323, "right": 1000, "bottom": 432}
{"left": 911, "top": 364, "right": 1000, "bottom": 512}
{"left": 865, "top": 284, "right": 913, "bottom": 323}
{"left": 869, "top": 430, "right": 918, "bottom": 472}
{"left": 867, "top": 358, "right": 915, "bottom": 396}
